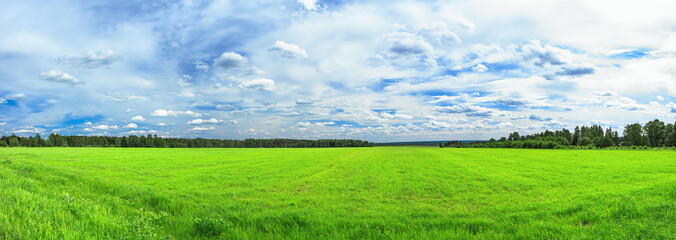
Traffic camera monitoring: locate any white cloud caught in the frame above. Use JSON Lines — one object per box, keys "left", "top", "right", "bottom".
{"left": 186, "top": 118, "right": 221, "bottom": 125}
{"left": 419, "top": 21, "right": 462, "bottom": 44}
{"left": 471, "top": 64, "right": 487, "bottom": 72}
{"left": 158, "top": 122, "right": 166, "bottom": 126}
{"left": 521, "top": 40, "right": 570, "bottom": 66}
{"left": 314, "top": 122, "right": 335, "bottom": 126}
{"left": 124, "top": 123, "right": 138, "bottom": 128}
{"left": 0, "top": 98, "right": 5, "bottom": 104}
{"left": 58, "top": 50, "right": 121, "bottom": 68}
{"left": 131, "top": 115, "right": 145, "bottom": 121}
{"left": 667, "top": 102, "right": 676, "bottom": 113}
{"left": 385, "top": 32, "right": 433, "bottom": 57}
{"left": 0, "top": 122, "right": 5, "bottom": 126}
{"left": 213, "top": 52, "right": 248, "bottom": 70}
{"left": 40, "top": 70, "right": 83, "bottom": 85}
{"left": 194, "top": 61, "right": 209, "bottom": 72}
{"left": 126, "top": 130, "right": 158, "bottom": 135}
{"left": 657, "top": 96, "right": 665, "bottom": 101}
{"left": 177, "top": 75, "right": 192, "bottom": 87}
{"left": 92, "top": 124, "right": 118, "bottom": 130}
{"left": 269, "top": 41, "right": 308, "bottom": 58}
{"left": 191, "top": 126, "right": 215, "bottom": 131}
{"left": 12, "top": 128, "right": 45, "bottom": 134}
{"left": 297, "top": 0, "right": 318, "bottom": 11}
{"left": 105, "top": 92, "right": 148, "bottom": 103}
{"left": 239, "top": 78, "right": 275, "bottom": 91}
{"left": 150, "top": 109, "right": 202, "bottom": 117}
{"left": 6, "top": 93, "right": 26, "bottom": 100}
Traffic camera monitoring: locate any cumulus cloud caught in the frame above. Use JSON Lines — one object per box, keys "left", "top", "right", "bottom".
{"left": 239, "top": 78, "right": 275, "bottom": 91}
{"left": 12, "top": 128, "right": 45, "bottom": 134}
{"left": 126, "top": 130, "right": 158, "bottom": 135}
{"left": 521, "top": 41, "right": 570, "bottom": 66}
{"left": 471, "top": 64, "right": 488, "bottom": 72}
{"left": 124, "top": 123, "right": 138, "bottom": 128}
{"left": 0, "top": 98, "right": 5, "bottom": 104}
{"left": 380, "top": 112, "right": 414, "bottom": 119}
{"left": 314, "top": 121, "right": 335, "bottom": 126}
{"left": 40, "top": 70, "right": 83, "bottom": 85}
{"left": 58, "top": 50, "right": 121, "bottom": 68}
{"left": 667, "top": 102, "right": 676, "bottom": 113}
{"left": 298, "top": 0, "right": 318, "bottom": 11}
{"left": 131, "top": 115, "right": 145, "bottom": 121}
{"left": 177, "top": 75, "right": 192, "bottom": 87}
{"left": 419, "top": 21, "right": 462, "bottom": 44}
{"left": 385, "top": 32, "right": 433, "bottom": 57}
{"left": 269, "top": 41, "right": 308, "bottom": 58}
{"left": 150, "top": 109, "right": 202, "bottom": 117}
{"left": 591, "top": 91, "right": 646, "bottom": 111}
{"left": 191, "top": 126, "right": 215, "bottom": 131}
{"left": 92, "top": 124, "right": 118, "bottom": 130}
{"left": 0, "top": 122, "right": 5, "bottom": 126}
{"left": 213, "top": 52, "right": 248, "bottom": 70}
{"left": 186, "top": 118, "right": 221, "bottom": 125}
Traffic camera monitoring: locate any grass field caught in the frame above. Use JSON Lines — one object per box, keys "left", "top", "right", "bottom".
{"left": 0, "top": 147, "right": 674, "bottom": 239}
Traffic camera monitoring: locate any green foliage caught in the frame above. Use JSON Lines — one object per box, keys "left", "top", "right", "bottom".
{"left": 624, "top": 123, "right": 644, "bottom": 146}
{"left": 0, "top": 147, "right": 674, "bottom": 239}
{"left": 0, "top": 133, "right": 373, "bottom": 148}
{"left": 643, "top": 119, "right": 665, "bottom": 147}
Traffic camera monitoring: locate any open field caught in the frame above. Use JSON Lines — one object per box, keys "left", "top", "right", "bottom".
{"left": 0, "top": 147, "right": 675, "bottom": 239}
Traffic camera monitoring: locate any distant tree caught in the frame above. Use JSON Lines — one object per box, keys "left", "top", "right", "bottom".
{"left": 9, "top": 138, "right": 20, "bottom": 147}
{"left": 666, "top": 122, "right": 676, "bottom": 147}
{"left": 508, "top": 132, "right": 520, "bottom": 141}
{"left": 623, "top": 123, "right": 643, "bottom": 146}
{"left": 572, "top": 126, "right": 581, "bottom": 145}
{"left": 579, "top": 137, "right": 593, "bottom": 146}
{"left": 642, "top": 135, "right": 651, "bottom": 147}
{"left": 643, "top": 119, "right": 665, "bottom": 147}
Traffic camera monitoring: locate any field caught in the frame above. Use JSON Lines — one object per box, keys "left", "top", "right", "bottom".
{"left": 0, "top": 147, "right": 675, "bottom": 239}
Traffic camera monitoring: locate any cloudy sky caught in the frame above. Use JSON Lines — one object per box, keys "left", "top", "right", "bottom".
{"left": 1, "top": 0, "right": 676, "bottom": 142}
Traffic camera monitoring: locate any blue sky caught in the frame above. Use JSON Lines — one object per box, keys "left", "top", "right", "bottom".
{"left": 1, "top": 0, "right": 676, "bottom": 142}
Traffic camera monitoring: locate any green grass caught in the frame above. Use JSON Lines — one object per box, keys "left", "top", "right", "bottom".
{"left": 0, "top": 147, "right": 674, "bottom": 239}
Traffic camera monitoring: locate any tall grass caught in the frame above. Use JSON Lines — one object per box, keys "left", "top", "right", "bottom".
{"left": 0, "top": 147, "right": 674, "bottom": 239}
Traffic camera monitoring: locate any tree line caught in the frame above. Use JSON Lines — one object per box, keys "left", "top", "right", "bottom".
{"left": 0, "top": 133, "right": 374, "bottom": 148}
{"left": 441, "top": 119, "right": 676, "bottom": 149}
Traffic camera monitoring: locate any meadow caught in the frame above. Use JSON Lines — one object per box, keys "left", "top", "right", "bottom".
{"left": 0, "top": 147, "right": 674, "bottom": 239}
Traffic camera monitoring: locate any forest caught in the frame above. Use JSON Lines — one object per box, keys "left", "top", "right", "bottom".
{"left": 441, "top": 119, "right": 676, "bottom": 149}
{"left": 0, "top": 133, "right": 374, "bottom": 148}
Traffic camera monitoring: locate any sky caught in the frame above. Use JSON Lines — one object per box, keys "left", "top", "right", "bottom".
{"left": 1, "top": 0, "right": 676, "bottom": 142}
